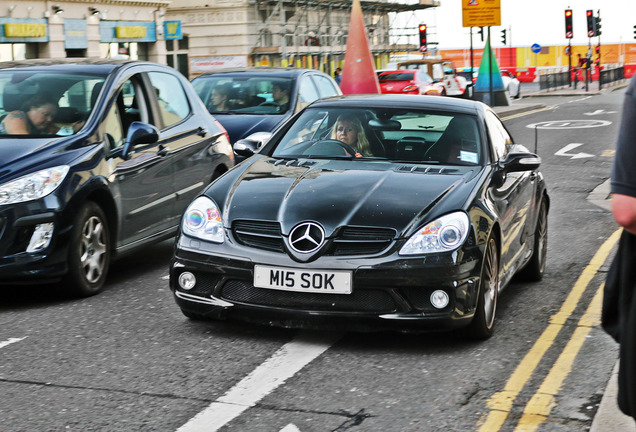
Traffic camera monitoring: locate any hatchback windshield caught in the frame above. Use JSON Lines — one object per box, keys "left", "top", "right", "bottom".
{"left": 192, "top": 76, "right": 293, "bottom": 115}
{"left": 270, "top": 107, "right": 483, "bottom": 165}
{"left": 0, "top": 71, "right": 106, "bottom": 137}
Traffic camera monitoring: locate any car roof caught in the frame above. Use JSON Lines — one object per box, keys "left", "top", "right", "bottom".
{"left": 307, "top": 94, "right": 487, "bottom": 115}
{"left": 0, "top": 58, "right": 158, "bottom": 74}
{"left": 193, "top": 67, "right": 323, "bottom": 79}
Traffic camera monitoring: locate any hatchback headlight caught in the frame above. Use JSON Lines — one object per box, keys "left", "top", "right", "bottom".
{"left": 399, "top": 211, "right": 470, "bottom": 255}
{"left": 0, "top": 165, "right": 70, "bottom": 205}
{"left": 182, "top": 196, "right": 225, "bottom": 243}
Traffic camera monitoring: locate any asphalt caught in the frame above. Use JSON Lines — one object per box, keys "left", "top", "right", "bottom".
{"left": 492, "top": 79, "right": 636, "bottom": 431}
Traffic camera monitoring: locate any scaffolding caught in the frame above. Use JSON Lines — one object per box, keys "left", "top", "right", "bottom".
{"left": 248, "top": 0, "right": 440, "bottom": 70}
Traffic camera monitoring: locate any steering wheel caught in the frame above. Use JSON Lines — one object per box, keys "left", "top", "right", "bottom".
{"left": 305, "top": 139, "right": 357, "bottom": 157}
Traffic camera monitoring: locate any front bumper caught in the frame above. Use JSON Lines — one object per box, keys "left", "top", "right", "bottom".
{"left": 170, "top": 234, "right": 484, "bottom": 333}
{"left": 0, "top": 196, "right": 72, "bottom": 283}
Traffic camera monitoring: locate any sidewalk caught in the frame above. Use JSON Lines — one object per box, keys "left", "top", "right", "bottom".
{"left": 493, "top": 94, "right": 636, "bottom": 432}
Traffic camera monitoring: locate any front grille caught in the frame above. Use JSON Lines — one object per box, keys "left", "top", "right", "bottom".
{"left": 329, "top": 227, "right": 396, "bottom": 256}
{"left": 232, "top": 220, "right": 396, "bottom": 256}
{"left": 221, "top": 280, "right": 397, "bottom": 313}
{"left": 233, "top": 220, "right": 284, "bottom": 252}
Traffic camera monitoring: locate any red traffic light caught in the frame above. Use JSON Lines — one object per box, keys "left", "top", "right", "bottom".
{"left": 564, "top": 9, "right": 573, "bottom": 39}
{"left": 586, "top": 10, "right": 592, "bottom": 17}
{"left": 419, "top": 24, "right": 427, "bottom": 32}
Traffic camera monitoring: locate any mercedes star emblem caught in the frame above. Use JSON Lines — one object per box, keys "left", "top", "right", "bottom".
{"left": 289, "top": 222, "right": 325, "bottom": 253}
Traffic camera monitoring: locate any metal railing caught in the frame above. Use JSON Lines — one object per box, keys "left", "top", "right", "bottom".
{"left": 600, "top": 67, "right": 624, "bottom": 86}
{"left": 538, "top": 71, "right": 570, "bottom": 91}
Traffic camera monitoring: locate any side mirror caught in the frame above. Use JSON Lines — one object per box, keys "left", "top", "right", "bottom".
{"left": 498, "top": 151, "right": 541, "bottom": 174}
{"left": 118, "top": 121, "right": 159, "bottom": 160}
{"left": 233, "top": 131, "right": 272, "bottom": 158}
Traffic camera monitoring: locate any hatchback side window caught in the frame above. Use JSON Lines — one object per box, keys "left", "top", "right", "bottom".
{"left": 312, "top": 75, "right": 340, "bottom": 98}
{"left": 147, "top": 72, "right": 191, "bottom": 127}
{"left": 103, "top": 102, "right": 124, "bottom": 149}
{"left": 296, "top": 76, "right": 320, "bottom": 112}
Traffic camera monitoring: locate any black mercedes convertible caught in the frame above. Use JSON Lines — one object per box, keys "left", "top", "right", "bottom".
{"left": 170, "top": 95, "right": 549, "bottom": 340}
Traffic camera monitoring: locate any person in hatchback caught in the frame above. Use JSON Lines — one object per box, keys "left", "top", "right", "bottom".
{"left": 0, "top": 93, "right": 59, "bottom": 135}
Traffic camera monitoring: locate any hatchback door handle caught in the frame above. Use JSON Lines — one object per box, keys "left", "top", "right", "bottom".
{"left": 157, "top": 145, "right": 169, "bottom": 157}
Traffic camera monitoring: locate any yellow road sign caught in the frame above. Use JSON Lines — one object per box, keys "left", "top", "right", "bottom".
{"left": 462, "top": 0, "right": 501, "bottom": 28}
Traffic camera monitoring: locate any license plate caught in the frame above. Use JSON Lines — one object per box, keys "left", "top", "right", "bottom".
{"left": 253, "top": 265, "right": 352, "bottom": 294}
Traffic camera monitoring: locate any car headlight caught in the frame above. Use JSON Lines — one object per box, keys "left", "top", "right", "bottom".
{"left": 0, "top": 165, "right": 70, "bottom": 205}
{"left": 399, "top": 211, "right": 470, "bottom": 255}
{"left": 182, "top": 196, "right": 225, "bottom": 243}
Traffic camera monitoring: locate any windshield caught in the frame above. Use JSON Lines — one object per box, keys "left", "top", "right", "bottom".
{"left": 270, "top": 107, "right": 483, "bottom": 166}
{"left": 378, "top": 72, "right": 415, "bottom": 82}
{"left": 0, "top": 70, "right": 106, "bottom": 137}
{"left": 192, "top": 76, "right": 293, "bottom": 115}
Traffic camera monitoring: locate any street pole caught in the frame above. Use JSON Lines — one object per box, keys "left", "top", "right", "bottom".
{"left": 568, "top": 40, "right": 572, "bottom": 87}
{"left": 488, "top": 26, "right": 493, "bottom": 105}
{"left": 470, "top": 27, "right": 474, "bottom": 84}
{"left": 598, "top": 10, "right": 602, "bottom": 90}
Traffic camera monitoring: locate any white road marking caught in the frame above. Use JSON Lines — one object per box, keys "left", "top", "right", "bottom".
{"left": 280, "top": 424, "right": 302, "bottom": 432}
{"left": 555, "top": 143, "right": 594, "bottom": 159}
{"left": 161, "top": 275, "right": 170, "bottom": 280}
{"left": 0, "top": 337, "right": 27, "bottom": 349}
{"left": 176, "top": 332, "right": 341, "bottom": 432}
{"left": 584, "top": 109, "right": 616, "bottom": 115}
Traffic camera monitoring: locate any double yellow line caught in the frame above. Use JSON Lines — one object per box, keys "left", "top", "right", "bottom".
{"left": 477, "top": 228, "right": 622, "bottom": 432}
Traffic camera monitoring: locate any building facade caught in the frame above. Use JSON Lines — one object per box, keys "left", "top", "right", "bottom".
{"left": 0, "top": 0, "right": 171, "bottom": 63}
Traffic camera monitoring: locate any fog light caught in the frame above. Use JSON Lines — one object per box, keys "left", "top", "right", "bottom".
{"left": 430, "top": 290, "right": 449, "bottom": 309}
{"left": 179, "top": 272, "right": 196, "bottom": 290}
{"left": 26, "top": 223, "right": 54, "bottom": 253}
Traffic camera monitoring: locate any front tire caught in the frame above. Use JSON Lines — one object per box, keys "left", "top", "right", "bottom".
{"left": 63, "top": 202, "right": 111, "bottom": 297}
{"left": 464, "top": 236, "right": 499, "bottom": 340}
{"left": 519, "top": 199, "right": 548, "bottom": 281}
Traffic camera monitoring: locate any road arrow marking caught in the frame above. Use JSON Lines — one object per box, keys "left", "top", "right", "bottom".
{"left": 0, "top": 337, "right": 27, "bottom": 349}
{"left": 584, "top": 109, "right": 617, "bottom": 116}
{"left": 555, "top": 143, "right": 594, "bottom": 159}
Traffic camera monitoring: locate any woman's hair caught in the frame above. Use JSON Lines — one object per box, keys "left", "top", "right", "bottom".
{"left": 330, "top": 114, "right": 371, "bottom": 155}
{"left": 213, "top": 83, "right": 231, "bottom": 98}
{"left": 21, "top": 92, "right": 58, "bottom": 112}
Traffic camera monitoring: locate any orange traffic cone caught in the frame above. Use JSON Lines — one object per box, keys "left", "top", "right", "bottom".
{"left": 339, "top": 0, "right": 380, "bottom": 95}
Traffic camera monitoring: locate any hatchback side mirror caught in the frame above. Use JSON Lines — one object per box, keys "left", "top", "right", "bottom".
{"left": 113, "top": 122, "right": 159, "bottom": 160}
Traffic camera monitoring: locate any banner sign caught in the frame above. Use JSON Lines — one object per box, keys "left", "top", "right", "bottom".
{"left": 0, "top": 18, "right": 48, "bottom": 42}
{"left": 100, "top": 21, "right": 156, "bottom": 42}
{"left": 64, "top": 19, "right": 88, "bottom": 49}
{"left": 462, "top": 0, "right": 501, "bottom": 28}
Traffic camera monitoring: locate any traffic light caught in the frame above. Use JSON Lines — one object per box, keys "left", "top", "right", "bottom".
{"left": 564, "top": 9, "right": 573, "bottom": 39}
{"left": 586, "top": 10, "right": 594, "bottom": 37}
{"left": 594, "top": 15, "right": 602, "bottom": 36}
{"left": 478, "top": 26, "right": 484, "bottom": 42}
{"left": 501, "top": 29, "right": 507, "bottom": 45}
{"left": 418, "top": 24, "right": 427, "bottom": 52}
{"left": 634, "top": 25, "right": 636, "bottom": 39}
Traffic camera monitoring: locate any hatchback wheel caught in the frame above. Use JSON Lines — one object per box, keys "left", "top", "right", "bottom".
{"left": 464, "top": 236, "right": 499, "bottom": 340}
{"left": 63, "top": 202, "right": 111, "bottom": 297}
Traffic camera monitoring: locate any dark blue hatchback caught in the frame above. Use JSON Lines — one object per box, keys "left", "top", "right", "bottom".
{"left": 0, "top": 59, "right": 234, "bottom": 296}
{"left": 191, "top": 67, "right": 342, "bottom": 153}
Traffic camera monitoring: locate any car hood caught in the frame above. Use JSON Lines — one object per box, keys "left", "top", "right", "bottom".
{"left": 214, "top": 114, "right": 288, "bottom": 144}
{"left": 0, "top": 136, "right": 86, "bottom": 183}
{"left": 210, "top": 156, "right": 483, "bottom": 237}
